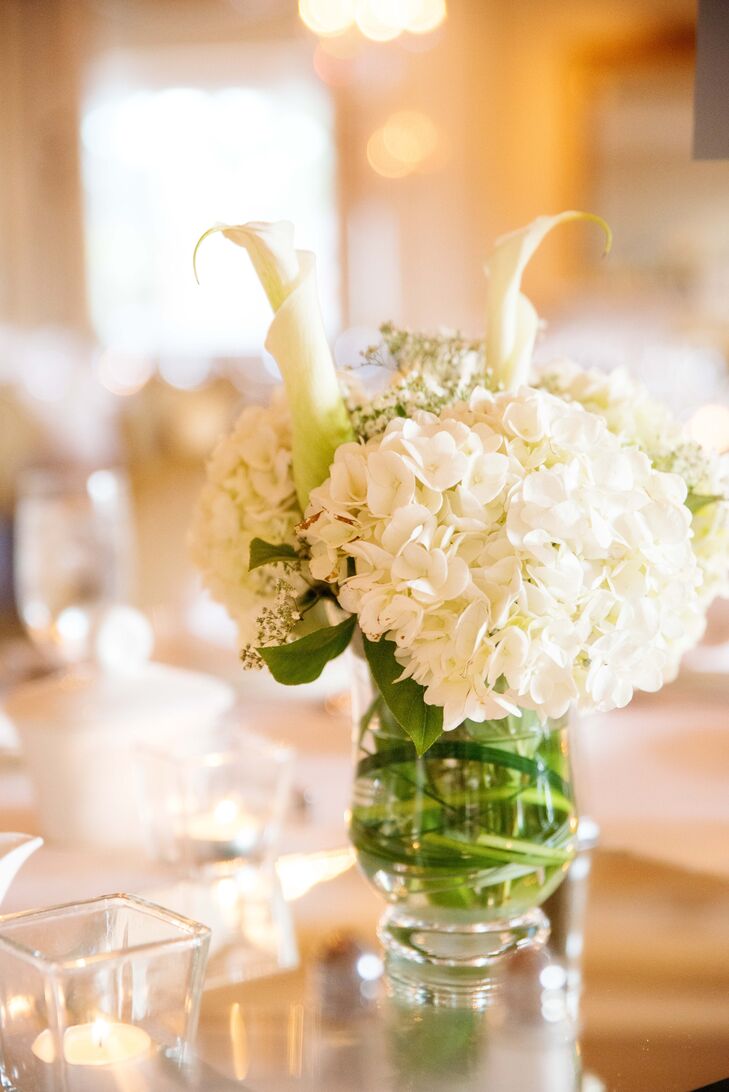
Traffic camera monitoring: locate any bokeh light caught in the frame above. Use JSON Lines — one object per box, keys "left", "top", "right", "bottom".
{"left": 86, "top": 469, "right": 121, "bottom": 505}
{"left": 300, "top": 0, "right": 446, "bottom": 41}
{"left": 382, "top": 110, "right": 438, "bottom": 164}
{"left": 55, "top": 606, "right": 90, "bottom": 647}
{"left": 299, "top": 0, "right": 355, "bottom": 37}
{"left": 367, "top": 110, "right": 440, "bottom": 177}
{"left": 95, "top": 606, "right": 155, "bottom": 672}
{"left": 367, "top": 129, "right": 412, "bottom": 178}
{"left": 97, "top": 348, "right": 154, "bottom": 396}
{"left": 158, "top": 355, "right": 212, "bottom": 391}
{"left": 354, "top": 0, "right": 402, "bottom": 42}
{"left": 687, "top": 403, "right": 729, "bottom": 452}
{"left": 406, "top": 0, "right": 447, "bottom": 34}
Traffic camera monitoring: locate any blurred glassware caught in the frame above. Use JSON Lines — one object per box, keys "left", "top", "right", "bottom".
{"left": 3, "top": 662, "right": 234, "bottom": 849}
{"left": 541, "top": 816, "right": 600, "bottom": 1019}
{"left": 137, "top": 729, "right": 294, "bottom": 874}
{"left": 144, "top": 866, "right": 299, "bottom": 990}
{"left": 13, "top": 466, "right": 134, "bottom": 664}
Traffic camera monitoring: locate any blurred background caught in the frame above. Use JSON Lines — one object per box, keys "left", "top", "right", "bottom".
{"left": 3, "top": 10, "right": 729, "bottom": 1084}
{"left": 2, "top": 0, "right": 729, "bottom": 671}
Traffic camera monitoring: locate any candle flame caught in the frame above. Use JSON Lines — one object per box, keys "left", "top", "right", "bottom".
{"left": 214, "top": 798, "right": 240, "bottom": 824}
{"left": 91, "top": 1018, "right": 110, "bottom": 1047}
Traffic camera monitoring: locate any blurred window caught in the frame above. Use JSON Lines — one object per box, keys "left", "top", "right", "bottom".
{"left": 81, "top": 44, "right": 339, "bottom": 357}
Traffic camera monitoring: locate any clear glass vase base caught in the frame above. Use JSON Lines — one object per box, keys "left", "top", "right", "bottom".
{"left": 379, "top": 906, "right": 550, "bottom": 1009}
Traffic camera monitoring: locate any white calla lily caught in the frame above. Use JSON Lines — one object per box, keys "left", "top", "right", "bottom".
{"left": 485, "top": 211, "right": 612, "bottom": 391}
{"left": 195, "top": 221, "right": 354, "bottom": 509}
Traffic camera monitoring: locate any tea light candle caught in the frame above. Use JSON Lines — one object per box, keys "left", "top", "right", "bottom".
{"left": 185, "top": 798, "right": 264, "bottom": 861}
{"left": 32, "top": 1018, "right": 151, "bottom": 1067}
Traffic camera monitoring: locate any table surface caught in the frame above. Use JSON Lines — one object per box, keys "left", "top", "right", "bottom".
{"left": 2, "top": 654, "right": 729, "bottom": 1092}
{"left": 190, "top": 846, "right": 729, "bottom": 1092}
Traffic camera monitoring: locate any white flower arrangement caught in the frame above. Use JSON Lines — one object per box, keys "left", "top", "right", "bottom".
{"left": 191, "top": 213, "right": 729, "bottom": 752}
{"left": 189, "top": 389, "right": 305, "bottom": 654}
{"left": 303, "top": 386, "right": 702, "bottom": 730}
{"left": 536, "top": 358, "right": 729, "bottom": 611}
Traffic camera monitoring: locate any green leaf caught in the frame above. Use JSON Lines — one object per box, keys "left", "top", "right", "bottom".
{"left": 258, "top": 615, "right": 355, "bottom": 685}
{"left": 249, "top": 537, "right": 300, "bottom": 571}
{"left": 363, "top": 637, "right": 443, "bottom": 755}
{"left": 686, "top": 492, "right": 722, "bottom": 516}
{"left": 355, "top": 739, "right": 570, "bottom": 796}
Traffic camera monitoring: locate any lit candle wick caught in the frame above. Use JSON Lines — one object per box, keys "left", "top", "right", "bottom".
{"left": 31, "top": 1019, "right": 152, "bottom": 1066}
{"left": 184, "top": 797, "right": 264, "bottom": 860}
{"left": 92, "top": 1017, "right": 110, "bottom": 1048}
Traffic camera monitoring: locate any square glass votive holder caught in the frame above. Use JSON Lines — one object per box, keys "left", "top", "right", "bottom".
{"left": 137, "top": 729, "right": 294, "bottom": 873}
{"left": 0, "top": 893, "right": 210, "bottom": 1092}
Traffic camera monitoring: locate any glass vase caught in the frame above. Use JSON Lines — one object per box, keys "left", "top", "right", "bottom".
{"left": 349, "top": 649, "right": 577, "bottom": 1008}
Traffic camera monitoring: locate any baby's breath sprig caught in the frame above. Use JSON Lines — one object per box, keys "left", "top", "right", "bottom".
{"left": 239, "top": 575, "right": 343, "bottom": 669}
{"left": 654, "top": 441, "right": 729, "bottom": 501}
{"left": 367, "top": 322, "right": 485, "bottom": 384}
{"left": 240, "top": 579, "right": 301, "bottom": 669}
{"left": 343, "top": 323, "right": 493, "bottom": 441}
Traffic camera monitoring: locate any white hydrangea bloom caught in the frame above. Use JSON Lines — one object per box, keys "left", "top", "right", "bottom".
{"left": 537, "top": 359, "right": 729, "bottom": 608}
{"left": 189, "top": 389, "right": 306, "bottom": 645}
{"left": 303, "top": 386, "right": 703, "bottom": 729}
{"left": 536, "top": 360, "right": 679, "bottom": 457}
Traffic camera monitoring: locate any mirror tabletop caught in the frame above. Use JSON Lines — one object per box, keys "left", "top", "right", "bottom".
{"left": 193, "top": 847, "right": 729, "bottom": 1092}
